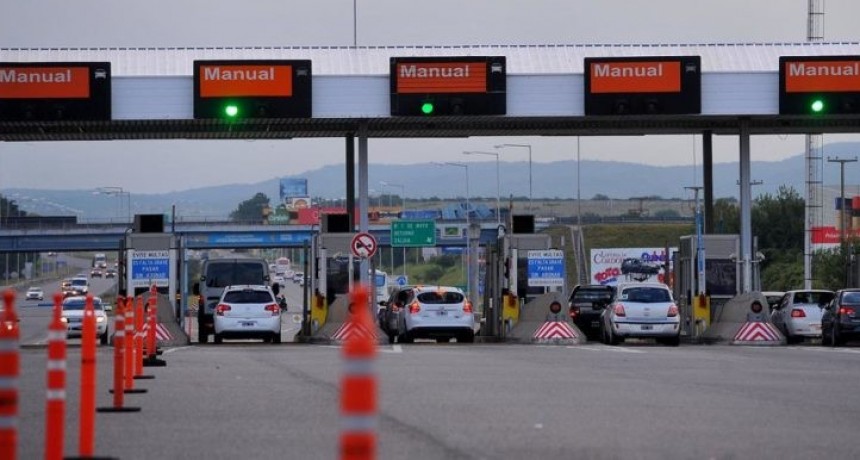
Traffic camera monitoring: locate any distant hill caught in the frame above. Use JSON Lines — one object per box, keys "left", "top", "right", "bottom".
{"left": 4, "top": 141, "right": 860, "bottom": 220}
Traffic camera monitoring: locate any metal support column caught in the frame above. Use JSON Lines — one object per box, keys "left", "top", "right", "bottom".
{"left": 739, "top": 120, "right": 753, "bottom": 293}
{"left": 703, "top": 131, "right": 714, "bottom": 234}
{"left": 357, "top": 123, "right": 370, "bottom": 290}
{"left": 346, "top": 133, "right": 356, "bottom": 229}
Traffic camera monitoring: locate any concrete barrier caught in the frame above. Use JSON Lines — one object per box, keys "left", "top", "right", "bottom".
{"left": 507, "top": 293, "right": 587, "bottom": 345}
{"left": 310, "top": 294, "right": 386, "bottom": 344}
{"left": 701, "top": 292, "right": 785, "bottom": 346}
{"left": 141, "top": 292, "right": 190, "bottom": 347}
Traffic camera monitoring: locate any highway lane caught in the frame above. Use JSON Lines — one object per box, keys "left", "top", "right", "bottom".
{"left": 15, "top": 341, "right": 860, "bottom": 459}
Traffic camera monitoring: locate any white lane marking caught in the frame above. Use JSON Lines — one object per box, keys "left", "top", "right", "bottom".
{"left": 163, "top": 346, "right": 191, "bottom": 354}
{"left": 786, "top": 346, "right": 860, "bottom": 355}
{"left": 566, "top": 345, "right": 646, "bottom": 353}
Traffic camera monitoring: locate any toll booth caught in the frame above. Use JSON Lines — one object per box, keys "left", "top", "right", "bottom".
{"left": 674, "top": 234, "right": 753, "bottom": 337}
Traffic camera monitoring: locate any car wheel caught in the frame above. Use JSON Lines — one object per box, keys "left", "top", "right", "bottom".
{"left": 459, "top": 331, "right": 475, "bottom": 343}
{"left": 100, "top": 330, "right": 109, "bottom": 345}
{"left": 199, "top": 329, "right": 209, "bottom": 344}
{"left": 832, "top": 325, "right": 844, "bottom": 347}
{"left": 399, "top": 332, "right": 414, "bottom": 344}
{"left": 272, "top": 331, "right": 282, "bottom": 344}
{"left": 213, "top": 333, "right": 222, "bottom": 344}
{"left": 821, "top": 325, "right": 832, "bottom": 346}
{"left": 608, "top": 326, "right": 622, "bottom": 346}
{"left": 663, "top": 335, "right": 681, "bottom": 347}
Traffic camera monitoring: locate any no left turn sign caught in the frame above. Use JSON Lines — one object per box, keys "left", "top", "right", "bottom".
{"left": 351, "top": 232, "right": 377, "bottom": 259}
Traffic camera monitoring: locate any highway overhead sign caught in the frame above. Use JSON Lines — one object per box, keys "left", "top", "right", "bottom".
{"left": 0, "top": 61, "right": 112, "bottom": 121}
{"left": 391, "top": 220, "right": 436, "bottom": 247}
{"left": 351, "top": 232, "right": 378, "bottom": 259}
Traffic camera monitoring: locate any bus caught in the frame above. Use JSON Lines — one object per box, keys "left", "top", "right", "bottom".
{"left": 274, "top": 257, "right": 291, "bottom": 276}
{"left": 374, "top": 270, "right": 389, "bottom": 305}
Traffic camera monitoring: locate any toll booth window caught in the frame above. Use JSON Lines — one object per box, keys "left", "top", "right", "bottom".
{"left": 206, "top": 263, "right": 265, "bottom": 287}
{"left": 223, "top": 290, "right": 274, "bottom": 304}
{"left": 417, "top": 291, "right": 464, "bottom": 304}
{"left": 621, "top": 287, "right": 670, "bottom": 303}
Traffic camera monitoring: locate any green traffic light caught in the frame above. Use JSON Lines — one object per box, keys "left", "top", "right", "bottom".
{"left": 810, "top": 99, "right": 825, "bottom": 113}
{"left": 421, "top": 102, "right": 435, "bottom": 115}
{"left": 224, "top": 104, "right": 239, "bottom": 118}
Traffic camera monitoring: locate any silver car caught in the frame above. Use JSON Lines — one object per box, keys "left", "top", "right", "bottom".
{"left": 61, "top": 296, "right": 110, "bottom": 345}
{"left": 381, "top": 286, "right": 475, "bottom": 343}
{"left": 771, "top": 289, "right": 834, "bottom": 343}
{"left": 600, "top": 282, "right": 680, "bottom": 346}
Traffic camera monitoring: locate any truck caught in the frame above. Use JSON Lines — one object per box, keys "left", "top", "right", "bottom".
{"left": 192, "top": 258, "right": 277, "bottom": 343}
{"left": 92, "top": 253, "right": 107, "bottom": 269}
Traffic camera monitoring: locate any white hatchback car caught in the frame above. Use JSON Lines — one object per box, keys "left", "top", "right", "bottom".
{"left": 382, "top": 286, "right": 475, "bottom": 343}
{"left": 600, "top": 282, "right": 680, "bottom": 346}
{"left": 213, "top": 285, "right": 282, "bottom": 344}
{"left": 771, "top": 289, "right": 834, "bottom": 343}
{"left": 61, "top": 296, "right": 110, "bottom": 345}
{"left": 26, "top": 287, "right": 44, "bottom": 301}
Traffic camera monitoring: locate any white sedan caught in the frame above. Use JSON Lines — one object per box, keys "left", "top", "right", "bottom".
{"left": 770, "top": 289, "right": 834, "bottom": 343}
{"left": 61, "top": 296, "right": 110, "bottom": 345}
{"left": 213, "top": 285, "right": 282, "bottom": 344}
{"left": 600, "top": 282, "right": 680, "bottom": 346}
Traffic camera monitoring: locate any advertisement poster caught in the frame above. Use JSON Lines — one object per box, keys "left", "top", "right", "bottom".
{"left": 590, "top": 247, "right": 675, "bottom": 286}
{"left": 279, "top": 178, "right": 308, "bottom": 201}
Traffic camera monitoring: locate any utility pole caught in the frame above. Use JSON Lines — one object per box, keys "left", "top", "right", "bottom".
{"left": 828, "top": 156, "right": 858, "bottom": 288}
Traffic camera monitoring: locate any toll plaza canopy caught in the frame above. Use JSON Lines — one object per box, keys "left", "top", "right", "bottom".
{"left": 1, "top": 42, "right": 859, "bottom": 141}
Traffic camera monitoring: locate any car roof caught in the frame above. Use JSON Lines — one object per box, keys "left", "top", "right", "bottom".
{"left": 411, "top": 285, "right": 464, "bottom": 293}
{"left": 615, "top": 282, "right": 669, "bottom": 289}
{"left": 63, "top": 296, "right": 102, "bottom": 303}
{"left": 223, "top": 284, "right": 271, "bottom": 291}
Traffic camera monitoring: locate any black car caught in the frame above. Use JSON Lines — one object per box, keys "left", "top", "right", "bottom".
{"left": 620, "top": 258, "right": 661, "bottom": 276}
{"left": 822, "top": 288, "right": 860, "bottom": 346}
{"left": 568, "top": 284, "right": 615, "bottom": 340}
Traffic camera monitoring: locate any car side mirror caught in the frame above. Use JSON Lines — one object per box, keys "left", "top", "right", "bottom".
{"left": 192, "top": 283, "right": 200, "bottom": 296}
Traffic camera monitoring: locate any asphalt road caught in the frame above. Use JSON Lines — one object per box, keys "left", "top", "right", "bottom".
{"left": 14, "top": 339, "right": 860, "bottom": 460}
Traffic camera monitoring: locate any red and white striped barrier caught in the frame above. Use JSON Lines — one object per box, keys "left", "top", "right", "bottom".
{"left": 732, "top": 322, "right": 783, "bottom": 344}
{"left": 332, "top": 322, "right": 378, "bottom": 342}
{"left": 533, "top": 321, "right": 579, "bottom": 341}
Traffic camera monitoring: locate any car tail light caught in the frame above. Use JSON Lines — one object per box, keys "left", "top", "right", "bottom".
{"left": 613, "top": 304, "right": 626, "bottom": 317}
{"left": 839, "top": 306, "right": 856, "bottom": 317}
{"left": 215, "top": 304, "right": 231, "bottom": 316}
{"left": 790, "top": 309, "right": 806, "bottom": 318}
{"left": 463, "top": 300, "right": 473, "bottom": 314}
{"left": 264, "top": 303, "right": 280, "bottom": 316}
{"left": 409, "top": 301, "right": 421, "bottom": 314}
{"left": 570, "top": 306, "right": 580, "bottom": 318}
{"left": 667, "top": 305, "right": 679, "bottom": 317}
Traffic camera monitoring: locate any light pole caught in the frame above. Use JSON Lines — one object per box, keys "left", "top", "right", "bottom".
{"left": 380, "top": 181, "right": 406, "bottom": 278}
{"left": 828, "top": 156, "right": 858, "bottom": 287}
{"left": 495, "top": 143, "right": 532, "bottom": 211}
{"left": 94, "top": 187, "right": 131, "bottom": 223}
{"left": 463, "top": 150, "right": 501, "bottom": 226}
{"left": 434, "top": 161, "right": 471, "bottom": 297}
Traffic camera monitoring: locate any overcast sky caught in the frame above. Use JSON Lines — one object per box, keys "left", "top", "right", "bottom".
{"left": 2, "top": 0, "right": 860, "bottom": 195}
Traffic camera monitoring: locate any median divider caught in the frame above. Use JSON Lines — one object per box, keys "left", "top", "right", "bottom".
{"left": 0, "top": 289, "right": 19, "bottom": 460}
{"left": 340, "top": 285, "right": 377, "bottom": 460}
{"left": 44, "top": 293, "right": 66, "bottom": 460}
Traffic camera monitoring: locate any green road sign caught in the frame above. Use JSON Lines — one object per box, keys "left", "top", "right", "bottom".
{"left": 391, "top": 219, "right": 436, "bottom": 247}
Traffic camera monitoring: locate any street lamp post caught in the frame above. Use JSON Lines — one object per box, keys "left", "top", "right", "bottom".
{"left": 380, "top": 181, "right": 406, "bottom": 278}
{"left": 94, "top": 187, "right": 131, "bottom": 223}
{"left": 828, "top": 156, "right": 858, "bottom": 287}
{"left": 463, "top": 150, "right": 501, "bottom": 226}
{"left": 495, "top": 143, "right": 532, "bottom": 211}
{"left": 434, "top": 161, "right": 471, "bottom": 298}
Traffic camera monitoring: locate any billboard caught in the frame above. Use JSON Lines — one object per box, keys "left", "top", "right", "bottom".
{"left": 590, "top": 247, "right": 675, "bottom": 286}
{"left": 390, "top": 56, "right": 506, "bottom": 116}
{"left": 279, "top": 178, "right": 308, "bottom": 200}
{"left": 0, "top": 62, "right": 111, "bottom": 121}
{"left": 584, "top": 56, "right": 701, "bottom": 115}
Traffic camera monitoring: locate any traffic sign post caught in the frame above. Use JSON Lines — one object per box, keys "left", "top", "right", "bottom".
{"left": 391, "top": 220, "right": 436, "bottom": 247}
{"left": 351, "top": 232, "right": 378, "bottom": 259}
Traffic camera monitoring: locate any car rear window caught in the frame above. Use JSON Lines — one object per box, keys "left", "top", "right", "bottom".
{"left": 572, "top": 288, "right": 613, "bottom": 303}
{"left": 620, "top": 287, "right": 671, "bottom": 303}
{"left": 841, "top": 292, "right": 860, "bottom": 305}
{"left": 793, "top": 291, "right": 834, "bottom": 305}
{"left": 417, "top": 291, "right": 464, "bottom": 304}
{"left": 223, "top": 290, "right": 274, "bottom": 304}
{"left": 71, "top": 279, "right": 87, "bottom": 287}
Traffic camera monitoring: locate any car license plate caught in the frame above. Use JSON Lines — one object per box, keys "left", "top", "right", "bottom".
{"left": 810, "top": 324, "right": 822, "bottom": 330}
{"left": 641, "top": 325, "right": 653, "bottom": 331}
{"left": 241, "top": 321, "right": 255, "bottom": 327}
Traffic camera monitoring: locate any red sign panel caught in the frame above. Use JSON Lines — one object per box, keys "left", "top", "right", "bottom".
{"left": 198, "top": 64, "right": 294, "bottom": 98}
{"left": 395, "top": 62, "right": 488, "bottom": 94}
{"left": 589, "top": 61, "right": 682, "bottom": 94}
{"left": 784, "top": 59, "right": 860, "bottom": 93}
{"left": 0, "top": 66, "right": 90, "bottom": 99}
